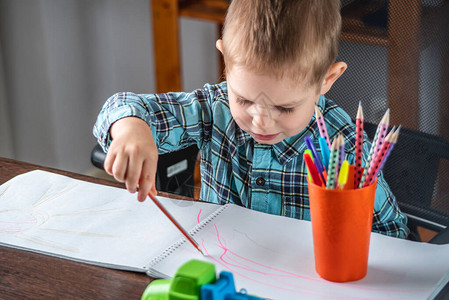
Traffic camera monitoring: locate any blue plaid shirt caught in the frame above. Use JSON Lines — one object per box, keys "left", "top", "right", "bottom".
{"left": 93, "top": 82, "right": 409, "bottom": 238}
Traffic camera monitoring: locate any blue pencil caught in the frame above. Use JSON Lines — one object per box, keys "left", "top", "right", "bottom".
{"left": 319, "top": 137, "right": 330, "bottom": 171}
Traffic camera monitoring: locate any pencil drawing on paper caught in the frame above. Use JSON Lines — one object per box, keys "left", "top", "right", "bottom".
{"left": 0, "top": 182, "right": 126, "bottom": 253}
{"left": 197, "top": 221, "right": 429, "bottom": 298}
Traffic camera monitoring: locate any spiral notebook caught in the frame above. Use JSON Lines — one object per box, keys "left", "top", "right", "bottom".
{"left": 1, "top": 170, "right": 449, "bottom": 299}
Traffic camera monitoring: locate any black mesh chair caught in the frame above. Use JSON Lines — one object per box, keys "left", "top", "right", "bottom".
{"left": 327, "top": 0, "right": 449, "bottom": 243}
{"left": 363, "top": 122, "right": 449, "bottom": 243}
{"left": 91, "top": 144, "right": 199, "bottom": 198}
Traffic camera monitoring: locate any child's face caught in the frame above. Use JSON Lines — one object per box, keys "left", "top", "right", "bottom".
{"left": 227, "top": 66, "right": 320, "bottom": 145}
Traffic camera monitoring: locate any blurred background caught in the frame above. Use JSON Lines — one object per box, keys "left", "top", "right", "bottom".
{"left": 0, "top": 0, "right": 219, "bottom": 175}
{"left": 0, "top": 0, "right": 447, "bottom": 176}
{"left": 1, "top": 0, "right": 448, "bottom": 241}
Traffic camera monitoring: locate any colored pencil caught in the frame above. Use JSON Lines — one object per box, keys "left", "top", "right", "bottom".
{"left": 304, "top": 149, "right": 314, "bottom": 182}
{"left": 337, "top": 160, "right": 349, "bottom": 190}
{"left": 354, "top": 102, "right": 364, "bottom": 188}
{"left": 370, "top": 109, "right": 390, "bottom": 170}
{"left": 377, "top": 126, "right": 401, "bottom": 176}
{"left": 304, "top": 152, "right": 324, "bottom": 186}
{"left": 319, "top": 136, "right": 330, "bottom": 171}
{"left": 326, "top": 137, "right": 339, "bottom": 189}
{"left": 363, "top": 129, "right": 394, "bottom": 187}
{"left": 315, "top": 106, "right": 331, "bottom": 148}
{"left": 147, "top": 192, "right": 204, "bottom": 255}
{"left": 359, "top": 109, "right": 390, "bottom": 188}
{"left": 305, "top": 136, "right": 326, "bottom": 185}
{"left": 338, "top": 134, "right": 345, "bottom": 173}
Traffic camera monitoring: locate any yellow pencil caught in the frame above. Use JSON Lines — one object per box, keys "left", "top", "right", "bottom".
{"left": 337, "top": 160, "right": 349, "bottom": 190}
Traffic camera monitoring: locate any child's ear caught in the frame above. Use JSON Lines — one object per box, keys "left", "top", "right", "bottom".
{"left": 319, "top": 62, "right": 347, "bottom": 95}
{"left": 216, "top": 39, "right": 223, "bottom": 54}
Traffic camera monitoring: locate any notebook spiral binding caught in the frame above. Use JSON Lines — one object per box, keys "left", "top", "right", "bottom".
{"left": 144, "top": 204, "right": 230, "bottom": 272}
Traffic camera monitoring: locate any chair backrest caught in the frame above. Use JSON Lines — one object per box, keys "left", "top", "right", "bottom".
{"left": 155, "top": 145, "right": 199, "bottom": 198}
{"left": 91, "top": 144, "right": 199, "bottom": 198}
{"left": 364, "top": 122, "right": 449, "bottom": 233}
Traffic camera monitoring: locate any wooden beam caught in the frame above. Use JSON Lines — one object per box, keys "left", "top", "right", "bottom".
{"left": 387, "top": 0, "right": 422, "bottom": 129}
{"left": 152, "top": 0, "right": 182, "bottom": 92}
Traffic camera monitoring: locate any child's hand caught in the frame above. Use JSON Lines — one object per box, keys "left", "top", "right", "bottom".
{"left": 104, "top": 117, "right": 158, "bottom": 202}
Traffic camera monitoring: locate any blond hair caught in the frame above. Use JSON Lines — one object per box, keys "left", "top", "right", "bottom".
{"left": 222, "top": 0, "right": 341, "bottom": 86}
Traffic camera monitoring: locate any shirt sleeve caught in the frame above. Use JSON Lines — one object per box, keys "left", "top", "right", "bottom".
{"left": 93, "top": 84, "right": 217, "bottom": 154}
{"left": 371, "top": 174, "right": 409, "bottom": 238}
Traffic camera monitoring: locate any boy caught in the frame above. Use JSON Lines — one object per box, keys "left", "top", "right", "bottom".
{"left": 93, "top": 0, "right": 409, "bottom": 238}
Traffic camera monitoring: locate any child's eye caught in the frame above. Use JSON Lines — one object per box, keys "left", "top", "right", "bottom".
{"left": 237, "top": 97, "right": 251, "bottom": 105}
{"left": 276, "top": 106, "right": 295, "bottom": 114}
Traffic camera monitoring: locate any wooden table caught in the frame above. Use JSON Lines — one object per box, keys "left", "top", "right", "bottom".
{"left": 0, "top": 157, "right": 184, "bottom": 299}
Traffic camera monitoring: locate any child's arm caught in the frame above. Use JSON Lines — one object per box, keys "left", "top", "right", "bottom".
{"left": 371, "top": 176, "right": 410, "bottom": 238}
{"left": 105, "top": 117, "right": 158, "bottom": 202}
{"left": 93, "top": 83, "right": 222, "bottom": 201}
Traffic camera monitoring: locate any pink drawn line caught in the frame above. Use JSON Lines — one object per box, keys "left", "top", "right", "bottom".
{"left": 197, "top": 209, "right": 202, "bottom": 224}
{"left": 0, "top": 220, "right": 36, "bottom": 224}
{"left": 202, "top": 238, "right": 387, "bottom": 300}
{"left": 207, "top": 223, "right": 427, "bottom": 295}
{"left": 209, "top": 225, "right": 376, "bottom": 298}
{"left": 205, "top": 226, "right": 370, "bottom": 299}
{"left": 213, "top": 224, "right": 307, "bottom": 278}
{"left": 201, "top": 238, "right": 341, "bottom": 299}
{"left": 220, "top": 253, "right": 295, "bottom": 278}
{"left": 0, "top": 228, "right": 21, "bottom": 233}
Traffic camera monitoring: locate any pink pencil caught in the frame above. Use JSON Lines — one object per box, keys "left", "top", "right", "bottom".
{"left": 363, "top": 129, "right": 394, "bottom": 187}
{"left": 315, "top": 106, "right": 331, "bottom": 148}
{"left": 377, "top": 126, "right": 400, "bottom": 175}
{"left": 354, "top": 102, "right": 364, "bottom": 188}
{"left": 369, "top": 109, "right": 390, "bottom": 170}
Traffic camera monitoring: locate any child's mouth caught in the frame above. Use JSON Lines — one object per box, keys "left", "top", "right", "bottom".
{"left": 252, "top": 132, "right": 280, "bottom": 141}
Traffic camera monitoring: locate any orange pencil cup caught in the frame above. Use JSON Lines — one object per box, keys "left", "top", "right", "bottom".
{"left": 308, "top": 165, "right": 377, "bottom": 282}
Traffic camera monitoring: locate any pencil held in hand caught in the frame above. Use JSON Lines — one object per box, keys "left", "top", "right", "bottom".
{"left": 147, "top": 192, "right": 204, "bottom": 256}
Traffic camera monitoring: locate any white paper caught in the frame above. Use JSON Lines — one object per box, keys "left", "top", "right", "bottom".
{"left": 0, "top": 170, "right": 219, "bottom": 270}
{"left": 1, "top": 170, "right": 448, "bottom": 299}
{"left": 149, "top": 204, "right": 449, "bottom": 300}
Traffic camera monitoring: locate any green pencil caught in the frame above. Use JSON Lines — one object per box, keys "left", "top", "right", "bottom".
{"left": 326, "top": 136, "right": 340, "bottom": 189}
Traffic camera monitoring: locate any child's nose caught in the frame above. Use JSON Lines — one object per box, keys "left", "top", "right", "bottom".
{"left": 251, "top": 105, "right": 275, "bottom": 128}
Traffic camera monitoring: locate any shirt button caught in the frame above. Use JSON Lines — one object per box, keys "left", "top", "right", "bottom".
{"left": 256, "top": 177, "right": 265, "bottom": 186}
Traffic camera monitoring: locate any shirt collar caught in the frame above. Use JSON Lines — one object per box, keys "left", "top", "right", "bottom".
{"left": 235, "top": 95, "right": 326, "bottom": 165}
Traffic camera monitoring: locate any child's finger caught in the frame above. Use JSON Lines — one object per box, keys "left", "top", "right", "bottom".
{"left": 137, "top": 179, "right": 153, "bottom": 202}
{"left": 151, "top": 185, "right": 157, "bottom": 195}
{"left": 112, "top": 153, "right": 128, "bottom": 183}
{"left": 137, "top": 160, "right": 157, "bottom": 202}
{"left": 125, "top": 157, "right": 143, "bottom": 193}
{"left": 103, "top": 151, "right": 116, "bottom": 175}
